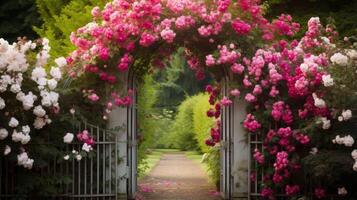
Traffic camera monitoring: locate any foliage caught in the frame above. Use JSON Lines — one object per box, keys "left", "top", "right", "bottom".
{"left": 202, "top": 146, "right": 221, "bottom": 189}
{"left": 265, "top": 0, "right": 357, "bottom": 39}
{"left": 1, "top": 0, "right": 355, "bottom": 197}
{"left": 150, "top": 109, "right": 176, "bottom": 149}
{"left": 152, "top": 49, "right": 212, "bottom": 109}
{"left": 137, "top": 75, "right": 158, "bottom": 175}
{"left": 35, "top": 0, "right": 108, "bottom": 58}
{"left": 192, "top": 94, "right": 215, "bottom": 153}
{"left": 170, "top": 95, "right": 199, "bottom": 151}
{"left": 0, "top": 0, "right": 41, "bottom": 42}
{"left": 138, "top": 149, "right": 164, "bottom": 179}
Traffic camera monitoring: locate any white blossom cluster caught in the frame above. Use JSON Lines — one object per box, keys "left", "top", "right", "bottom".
{"left": 312, "top": 93, "right": 326, "bottom": 108}
{"left": 330, "top": 52, "right": 349, "bottom": 66}
{"left": 338, "top": 109, "right": 352, "bottom": 121}
{"left": 317, "top": 117, "right": 331, "bottom": 130}
{"left": 62, "top": 132, "right": 94, "bottom": 161}
{"left": 0, "top": 38, "right": 65, "bottom": 169}
{"left": 332, "top": 135, "right": 354, "bottom": 147}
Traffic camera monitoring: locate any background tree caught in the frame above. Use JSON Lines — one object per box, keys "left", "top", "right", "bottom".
{"left": 265, "top": 0, "right": 357, "bottom": 38}
{"left": 0, "top": 0, "right": 41, "bottom": 42}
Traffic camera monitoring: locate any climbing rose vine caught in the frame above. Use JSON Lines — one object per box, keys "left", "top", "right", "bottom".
{"left": 65, "top": 0, "right": 357, "bottom": 197}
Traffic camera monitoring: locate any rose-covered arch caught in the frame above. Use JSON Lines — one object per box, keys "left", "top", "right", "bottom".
{"left": 66, "top": 0, "right": 357, "bottom": 199}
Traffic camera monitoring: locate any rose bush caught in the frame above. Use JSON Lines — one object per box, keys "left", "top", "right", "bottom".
{"left": 0, "top": 38, "right": 62, "bottom": 169}
{"left": 45, "top": 0, "right": 357, "bottom": 197}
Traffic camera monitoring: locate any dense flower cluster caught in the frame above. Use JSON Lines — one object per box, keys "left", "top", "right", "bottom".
{"left": 63, "top": 129, "right": 95, "bottom": 161}
{"left": 0, "top": 38, "right": 63, "bottom": 169}
{"left": 65, "top": 0, "right": 357, "bottom": 197}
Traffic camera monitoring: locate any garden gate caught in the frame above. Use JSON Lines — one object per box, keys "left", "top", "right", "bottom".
{"left": 0, "top": 71, "right": 138, "bottom": 200}
{"left": 0, "top": 72, "right": 253, "bottom": 200}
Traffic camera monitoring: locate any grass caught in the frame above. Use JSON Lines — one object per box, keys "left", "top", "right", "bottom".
{"left": 138, "top": 149, "right": 163, "bottom": 179}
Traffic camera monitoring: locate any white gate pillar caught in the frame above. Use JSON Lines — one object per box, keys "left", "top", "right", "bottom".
{"left": 231, "top": 98, "right": 249, "bottom": 199}
{"left": 221, "top": 75, "right": 249, "bottom": 199}
{"left": 107, "top": 71, "right": 137, "bottom": 199}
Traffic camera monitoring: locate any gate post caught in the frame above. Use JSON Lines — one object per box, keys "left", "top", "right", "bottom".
{"left": 231, "top": 98, "right": 249, "bottom": 199}
{"left": 107, "top": 71, "right": 138, "bottom": 200}
{"left": 220, "top": 76, "right": 249, "bottom": 199}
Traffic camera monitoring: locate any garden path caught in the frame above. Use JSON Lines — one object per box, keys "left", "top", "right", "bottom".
{"left": 137, "top": 152, "right": 221, "bottom": 200}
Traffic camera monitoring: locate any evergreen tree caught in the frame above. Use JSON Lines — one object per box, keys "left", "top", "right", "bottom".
{"left": 35, "top": 0, "right": 108, "bottom": 58}
{"left": 0, "top": 0, "right": 41, "bottom": 42}
{"left": 265, "top": 0, "right": 357, "bottom": 38}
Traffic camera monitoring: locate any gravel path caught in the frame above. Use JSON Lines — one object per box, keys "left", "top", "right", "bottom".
{"left": 137, "top": 152, "right": 221, "bottom": 200}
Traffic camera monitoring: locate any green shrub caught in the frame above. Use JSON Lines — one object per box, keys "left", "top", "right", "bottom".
{"left": 192, "top": 94, "right": 215, "bottom": 153}
{"left": 137, "top": 75, "right": 159, "bottom": 175}
{"left": 35, "top": 0, "right": 108, "bottom": 58}
{"left": 170, "top": 96, "right": 199, "bottom": 151}
{"left": 202, "top": 146, "right": 220, "bottom": 189}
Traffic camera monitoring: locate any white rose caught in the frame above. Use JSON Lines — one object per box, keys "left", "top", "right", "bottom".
{"left": 37, "top": 77, "right": 47, "bottom": 86}
{"left": 63, "top": 155, "right": 70, "bottom": 160}
{"left": 33, "top": 105, "right": 46, "bottom": 117}
{"left": 338, "top": 116, "right": 344, "bottom": 121}
{"left": 322, "top": 74, "right": 334, "bottom": 87}
{"left": 22, "top": 93, "right": 36, "bottom": 110}
{"left": 17, "top": 152, "right": 29, "bottom": 165}
{"left": 341, "top": 109, "right": 352, "bottom": 121}
{"left": 344, "top": 135, "right": 354, "bottom": 147}
{"left": 0, "top": 84, "right": 7, "bottom": 92}
{"left": 320, "top": 117, "right": 331, "bottom": 129}
{"left": 41, "top": 95, "right": 52, "bottom": 107}
{"left": 22, "top": 125, "right": 30, "bottom": 135}
{"left": 338, "top": 187, "right": 348, "bottom": 196}
{"left": 4, "top": 145, "right": 11, "bottom": 155}
{"left": 16, "top": 92, "right": 25, "bottom": 101}
{"left": 63, "top": 133, "right": 74, "bottom": 144}
{"left": 9, "top": 117, "right": 19, "bottom": 127}
{"left": 346, "top": 49, "right": 357, "bottom": 59}
{"left": 10, "top": 84, "right": 21, "bottom": 93}
{"left": 12, "top": 130, "right": 23, "bottom": 142}
{"left": 23, "top": 158, "right": 34, "bottom": 169}
{"left": 0, "top": 38, "right": 9, "bottom": 53}
{"left": 47, "top": 79, "right": 57, "bottom": 90}
{"left": 0, "top": 128, "right": 8, "bottom": 140}
{"left": 310, "top": 147, "right": 318, "bottom": 155}
{"left": 54, "top": 57, "right": 67, "bottom": 68}
{"left": 351, "top": 149, "right": 357, "bottom": 160}
{"left": 82, "top": 143, "right": 93, "bottom": 152}
{"left": 49, "top": 91, "right": 59, "bottom": 104}
{"left": 330, "top": 53, "right": 348, "bottom": 66}
{"left": 312, "top": 93, "right": 326, "bottom": 108}
{"left": 300, "top": 63, "right": 308, "bottom": 72}
{"left": 33, "top": 117, "right": 46, "bottom": 129}
{"left": 31, "top": 67, "right": 46, "bottom": 81}
{"left": 50, "top": 67, "right": 62, "bottom": 80}
{"left": 0, "top": 97, "right": 5, "bottom": 109}
{"left": 21, "top": 134, "right": 31, "bottom": 145}
{"left": 75, "top": 154, "right": 82, "bottom": 161}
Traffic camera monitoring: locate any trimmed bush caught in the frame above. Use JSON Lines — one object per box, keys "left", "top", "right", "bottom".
{"left": 192, "top": 94, "right": 215, "bottom": 153}
{"left": 170, "top": 96, "right": 199, "bottom": 151}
